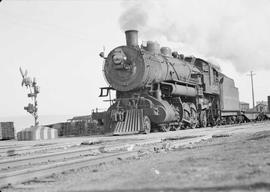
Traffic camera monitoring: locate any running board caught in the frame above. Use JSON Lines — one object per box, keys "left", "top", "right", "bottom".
{"left": 113, "top": 109, "right": 144, "bottom": 135}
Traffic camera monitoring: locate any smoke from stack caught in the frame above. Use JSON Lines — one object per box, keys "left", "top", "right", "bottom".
{"left": 118, "top": 0, "right": 270, "bottom": 73}
{"left": 119, "top": 1, "right": 148, "bottom": 33}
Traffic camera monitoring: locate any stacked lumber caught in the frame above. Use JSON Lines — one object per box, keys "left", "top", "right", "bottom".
{"left": 0, "top": 122, "right": 15, "bottom": 140}
{"left": 17, "top": 126, "right": 58, "bottom": 141}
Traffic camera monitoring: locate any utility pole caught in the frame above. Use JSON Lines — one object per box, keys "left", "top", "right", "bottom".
{"left": 248, "top": 71, "right": 255, "bottom": 109}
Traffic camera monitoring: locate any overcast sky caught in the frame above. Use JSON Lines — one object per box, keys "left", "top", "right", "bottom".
{"left": 0, "top": 0, "right": 270, "bottom": 120}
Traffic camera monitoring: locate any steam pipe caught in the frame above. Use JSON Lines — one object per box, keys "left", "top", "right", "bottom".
{"left": 161, "top": 82, "right": 197, "bottom": 97}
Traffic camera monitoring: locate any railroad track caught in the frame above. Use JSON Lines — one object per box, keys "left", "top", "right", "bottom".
{"left": 0, "top": 137, "right": 121, "bottom": 158}
{"left": 0, "top": 121, "right": 266, "bottom": 160}
{"left": 0, "top": 138, "right": 162, "bottom": 172}
{"left": 0, "top": 143, "right": 78, "bottom": 158}
{"left": 0, "top": 137, "right": 165, "bottom": 188}
{"left": 0, "top": 139, "right": 102, "bottom": 156}
{"left": 1, "top": 121, "right": 269, "bottom": 189}
{"left": 214, "top": 121, "right": 269, "bottom": 129}
{"left": 0, "top": 150, "right": 139, "bottom": 189}
{"left": 0, "top": 134, "right": 211, "bottom": 189}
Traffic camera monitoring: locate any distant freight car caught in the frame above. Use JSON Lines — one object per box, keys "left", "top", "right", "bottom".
{"left": 0, "top": 122, "right": 15, "bottom": 140}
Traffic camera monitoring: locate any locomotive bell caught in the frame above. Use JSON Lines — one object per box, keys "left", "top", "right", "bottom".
{"left": 125, "top": 30, "right": 138, "bottom": 47}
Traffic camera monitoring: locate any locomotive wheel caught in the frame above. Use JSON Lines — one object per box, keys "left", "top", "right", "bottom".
{"left": 161, "top": 124, "right": 171, "bottom": 132}
{"left": 143, "top": 116, "right": 151, "bottom": 134}
{"left": 173, "top": 123, "right": 182, "bottom": 131}
{"left": 200, "top": 111, "right": 207, "bottom": 128}
{"left": 190, "top": 108, "right": 197, "bottom": 129}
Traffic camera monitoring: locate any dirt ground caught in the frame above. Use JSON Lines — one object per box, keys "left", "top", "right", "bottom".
{"left": 3, "top": 127, "right": 270, "bottom": 192}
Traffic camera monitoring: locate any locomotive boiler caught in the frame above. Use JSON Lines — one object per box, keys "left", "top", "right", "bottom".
{"left": 96, "top": 30, "right": 241, "bottom": 134}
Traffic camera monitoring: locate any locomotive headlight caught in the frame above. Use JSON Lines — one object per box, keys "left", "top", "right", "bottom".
{"left": 113, "top": 54, "right": 124, "bottom": 65}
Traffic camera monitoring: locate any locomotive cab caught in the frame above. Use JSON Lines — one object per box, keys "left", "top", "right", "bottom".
{"left": 187, "top": 58, "right": 220, "bottom": 95}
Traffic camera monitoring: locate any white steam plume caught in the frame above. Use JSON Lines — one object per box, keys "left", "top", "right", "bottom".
{"left": 119, "top": 0, "right": 270, "bottom": 73}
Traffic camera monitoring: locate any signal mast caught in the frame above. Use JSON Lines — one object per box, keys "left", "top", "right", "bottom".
{"left": 19, "top": 67, "right": 40, "bottom": 127}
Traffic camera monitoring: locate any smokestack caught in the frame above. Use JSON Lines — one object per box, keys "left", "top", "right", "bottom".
{"left": 267, "top": 96, "right": 270, "bottom": 112}
{"left": 125, "top": 30, "right": 138, "bottom": 47}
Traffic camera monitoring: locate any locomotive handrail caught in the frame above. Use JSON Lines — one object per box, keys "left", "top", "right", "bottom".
{"left": 163, "top": 80, "right": 198, "bottom": 87}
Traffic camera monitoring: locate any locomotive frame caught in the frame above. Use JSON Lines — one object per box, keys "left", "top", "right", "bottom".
{"left": 93, "top": 30, "right": 266, "bottom": 135}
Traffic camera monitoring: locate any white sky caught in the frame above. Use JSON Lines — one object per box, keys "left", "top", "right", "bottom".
{"left": 0, "top": 0, "right": 269, "bottom": 119}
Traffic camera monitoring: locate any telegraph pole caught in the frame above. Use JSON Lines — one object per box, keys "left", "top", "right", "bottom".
{"left": 248, "top": 71, "right": 255, "bottom": 109}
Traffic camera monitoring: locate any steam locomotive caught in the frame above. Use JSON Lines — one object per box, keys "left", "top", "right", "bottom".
{"left": 93, "top": 30, "right": 257, "bottom": 135}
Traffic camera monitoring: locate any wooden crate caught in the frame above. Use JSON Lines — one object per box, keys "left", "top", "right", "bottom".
{"left": 0, "top": 122, "right": 15, "bottom": 140}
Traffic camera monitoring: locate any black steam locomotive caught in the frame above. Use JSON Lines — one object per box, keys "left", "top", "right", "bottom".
{"left": 93, "top": 30, "right": 258, "bottom": 135}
